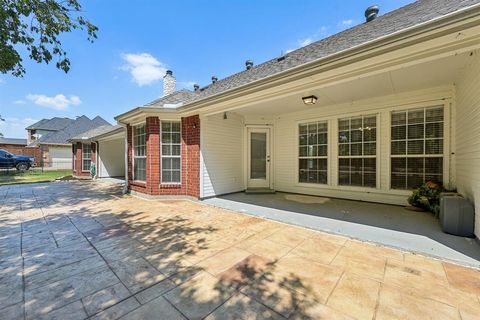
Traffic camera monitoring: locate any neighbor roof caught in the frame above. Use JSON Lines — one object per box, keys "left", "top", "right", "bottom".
{"left": 26, "top": 117, "right": 74, "bottom": 131}
{"left": 138, "top": 0, "right": 480, "bottom": 112}
{"left": 0, "top": 137, "right": 27, "bottom": 145}
{"left": 29, "top": 116, "right": 111, "bottom": 146}
{"left": 69, "top": 125, "right": 124, "bottom": 142}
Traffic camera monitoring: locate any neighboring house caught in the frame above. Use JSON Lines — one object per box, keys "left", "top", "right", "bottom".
{"left": 68, "top": 125, "right": 125, "bottom": 178}
{"left": 28, "top": 116, "right": 110, "bottom": 169}
{"left": 26, "top": 117, "right": 74, "bottom": 145}
{"left": 0, "top": 137, "right": 27, "bottom": 148}
{"left": 113, "top": 1, "right": 480, "bottom": 237}
{"left": 0, "top": 137, "right": 42, "bottom": 165}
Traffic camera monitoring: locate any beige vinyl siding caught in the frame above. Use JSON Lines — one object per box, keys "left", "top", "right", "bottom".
{"left": 274, "top": 87, "right": 453, "bottom": 205}
{"left": 49, "top": 146, "right": 72, "bottom": 169}
{"left": 455, "top": 51, "right": 480, "bottom": 237}
{"left": 201, "top": 112, "right": 244, "bottom": 197}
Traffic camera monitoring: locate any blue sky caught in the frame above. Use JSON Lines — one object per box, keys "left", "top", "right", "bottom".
{"left": 0, "top": 0, "right": 413, "bottom": 138}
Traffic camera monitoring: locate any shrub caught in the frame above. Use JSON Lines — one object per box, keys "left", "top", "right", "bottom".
{"left": 408, "top": 181, "right": 445, "bottom": 216}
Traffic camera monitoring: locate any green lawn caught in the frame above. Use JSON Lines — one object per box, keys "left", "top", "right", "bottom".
{"left": 0, "top": 170, "right": 72, "bottom": 185}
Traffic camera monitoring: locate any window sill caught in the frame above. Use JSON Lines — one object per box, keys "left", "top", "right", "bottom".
{"left": 130, "top": 180, "right": 146, "bottom": 187}
{"left": 160, "top": 183, "right": 182, "bottom": 188}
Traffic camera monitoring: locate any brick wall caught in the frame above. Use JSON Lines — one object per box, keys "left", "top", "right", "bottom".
{"left": 126, "top": 115, "right": 201, "bottom": 198}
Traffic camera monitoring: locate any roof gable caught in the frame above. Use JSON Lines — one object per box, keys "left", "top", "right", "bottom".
{"left": 29, "top": 116, "right": 111, "bottom": 146}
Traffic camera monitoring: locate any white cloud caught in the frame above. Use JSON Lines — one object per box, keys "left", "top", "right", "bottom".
{"left": 0, "top": 117, "right": 38, "bottom": 138}
{"left": 341, "top": 19, "right": 354, "bottom": 27}
{"left": 26, "top": 94, "right": 81, "bottom": 111}
{"left": 121, "top": 53, "right": 167, "bottom": 86}
{"left": 286, "top": 27, "right": 329, "bottom": 54}
{"left": 13, "top": 100, "right": 26, "bottom": 105}
{"left": 299, "top": 38, "right": 313, "bottom": 47}
{"left": 178, "top": 81, "right": 196, "bottom": 89}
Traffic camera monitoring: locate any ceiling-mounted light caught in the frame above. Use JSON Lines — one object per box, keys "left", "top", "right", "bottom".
{"left": 302, "top": 95, "right": 318, "bottom": 105}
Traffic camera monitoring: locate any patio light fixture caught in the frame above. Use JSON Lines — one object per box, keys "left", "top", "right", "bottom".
{"left": 302, "top": 95, "right": 318, "bottom": 105}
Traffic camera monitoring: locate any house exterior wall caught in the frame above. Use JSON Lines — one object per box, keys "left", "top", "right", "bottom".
{"left": 126, "top": 115, "right": 200, "bottom": 198}
{"left": 455, "top": 51, "right": 480, "bottom": 237}
{"left": 48, "top": 146, "right": 72, "bottom": 169}
{"left": 98, "top": 138, "right": 125, "bottom": 178}
{"left": 273, "top": 88, "right": 453, "bottom": 205}
{"left": 73, "top": 142, "right": 96, "bottom": 177}
{"left": 201, "top": 112, "right": 245, "bottom": 198}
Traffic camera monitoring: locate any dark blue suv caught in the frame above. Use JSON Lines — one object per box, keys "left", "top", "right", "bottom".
{"left": 0, "top": 149, "right": 35, "bottom": 171}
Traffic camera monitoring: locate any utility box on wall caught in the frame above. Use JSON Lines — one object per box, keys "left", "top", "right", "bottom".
{"left": 440, "top": 194, "right": 475, "bottom": 237}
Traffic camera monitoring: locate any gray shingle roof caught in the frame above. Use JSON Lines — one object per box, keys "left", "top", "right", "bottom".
{"left": 0, "top": 137, "right": 27, "bottom": 145}
{"left": 29, "top": 116, "right": 111, "bottom": 146}
{"left": 145, "top": 89, "right": 197, "bottom": 107}
{"left": 69, "top": 124, "right": 123, "bottom": 141}
{"left": 142, "top": 0, "right": 480, "bottom": 110}
{"left": 26, "top": 117, "right": 74, "bottom": 131}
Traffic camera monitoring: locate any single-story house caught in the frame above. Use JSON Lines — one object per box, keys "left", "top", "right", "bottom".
{"left": 111, "top": 1, "right": 480, "bottom": 236}
{"left": 0, "top": 137, "right": 42, "bottom": 165}
{"left": 28, "top": 116, "right": 111, "bottom": 169}
{"left": 0, "top": 137, "right": 28, "bottom": 148}
{"left": 68, "top": 125, "right": 125, "bottom": 178}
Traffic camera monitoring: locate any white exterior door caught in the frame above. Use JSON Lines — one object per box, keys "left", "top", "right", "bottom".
{"left": 247, "top": 127, "right": 271, "bottom": 188}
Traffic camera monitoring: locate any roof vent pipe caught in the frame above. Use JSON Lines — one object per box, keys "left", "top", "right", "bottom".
{"left": 193, "top": 84, "right": 200, "bottom": 91}
{"left": 365, "top": 5, "right": 379, "bottom": 22}
{"left": 211, "top": 76, "right": 218, "bottom": 84}
{"left": 245, "top": 60, "right": 254, "bottom": 70}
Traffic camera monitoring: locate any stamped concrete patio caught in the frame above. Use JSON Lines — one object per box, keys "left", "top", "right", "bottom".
{"left": 1, "top": 181, "right": 480, "bottom": 320}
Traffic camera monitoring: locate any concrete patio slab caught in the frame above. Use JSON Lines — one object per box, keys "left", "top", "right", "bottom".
{"left": 0, "top": 181, "right": 479, "bottom": 320}
{"left": 203, "top": 192, "right": 480, "bottom": 267}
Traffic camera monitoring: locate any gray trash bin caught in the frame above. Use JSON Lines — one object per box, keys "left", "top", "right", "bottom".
{"left": 439, "top": 193, "right": 475, "bottom": 237}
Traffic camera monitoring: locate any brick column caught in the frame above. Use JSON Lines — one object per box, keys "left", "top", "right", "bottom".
{"left": 75, "top": 142, "right": 83, "bottom": 174}
{"left": 146, "top": 117, "right": 160, "bottom": 194}
{"left": 91, "top": 142, "right": 97, "bottom": 166}
{"left": 181, "top": 115, "right": 201, "bottom": 198}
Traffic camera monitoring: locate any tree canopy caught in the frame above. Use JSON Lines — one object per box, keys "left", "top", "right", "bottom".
{"left": 0, "top": 0, "right": 98, "bottom": 77}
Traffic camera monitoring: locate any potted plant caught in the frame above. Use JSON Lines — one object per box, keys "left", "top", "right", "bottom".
{"left": 407, "top": 181, "right": 445, "bottom": 216}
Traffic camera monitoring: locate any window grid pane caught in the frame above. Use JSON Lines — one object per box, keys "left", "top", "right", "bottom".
{"left": 161, "top": 121, "right": 181, "bottom": 183}
{"left": 133, "top": 124, "right": 146, "bottom": 181}
{"left": 299, "top": 121, "right": 328, "bottom": 184}
{"left": 82, "top": 144, "right": 91, "bottom": 171}
{"left": 338, "top": 115, "right": 377, "bottom": 188}
{"left": 390, "top": 106, "right": 444, "bottom": 189}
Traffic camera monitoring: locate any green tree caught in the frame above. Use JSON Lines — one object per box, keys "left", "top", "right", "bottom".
{"left": 0, "top": 0, "right": 98, "bottom": 77}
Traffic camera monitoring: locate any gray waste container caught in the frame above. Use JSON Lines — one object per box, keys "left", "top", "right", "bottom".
{"left": 439, "top": 194, "right": 475, "bottom": 237}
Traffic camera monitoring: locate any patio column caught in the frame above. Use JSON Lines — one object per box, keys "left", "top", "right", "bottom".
{"left": 181, "top": 115, "right": 200, "bottom": 198}
{"left": 146, "top": 116, "right": 160, "bottom": 194}
{"left": 75, "top": 142, "right": 82, "bottom": 174}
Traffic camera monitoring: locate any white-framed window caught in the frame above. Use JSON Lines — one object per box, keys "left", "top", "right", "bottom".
{"left": 161, "top": 121, "right": 181, "bottom": 183}
{"left": 390, "top": 106, "right": 444, "bottom": 189}
{"left": 133, "top": 124, "right": 146, "bottom": 181}
{"left": 338, "top": 115, "right": 377, "bottom": 188}
{"left": 73, "top": 144, "right": 77, "bottom": 171}
{"left": 82, "top": 143, "right": 91, "bottom": 171}
{"left": 298, "top": 121, "right": 328, "bottom": 184}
